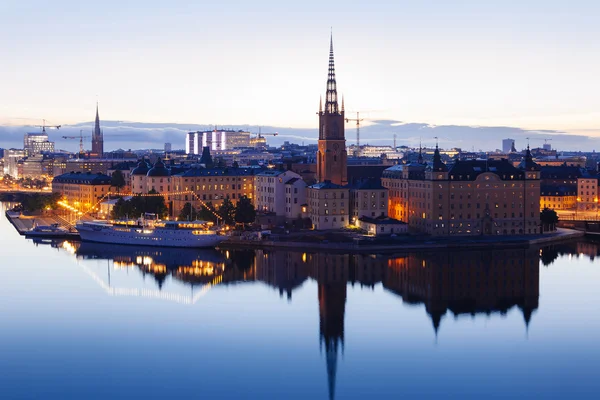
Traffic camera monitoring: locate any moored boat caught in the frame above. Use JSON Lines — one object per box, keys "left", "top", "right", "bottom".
{"left": 76, "top": 218, "right": 228, "bottom": 248}
{"left": 25, "top": 222, "right": 78, "bottom": 239}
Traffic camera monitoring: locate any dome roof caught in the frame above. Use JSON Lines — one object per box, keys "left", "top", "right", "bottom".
{"left": 147, "top": 158, "right": 170, "bottom": 177}
{"left": 131, "top": 160, "right": 151, "bottom": 176}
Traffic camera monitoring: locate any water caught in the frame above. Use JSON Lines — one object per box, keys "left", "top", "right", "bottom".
{"left": 1, "top": 202, "right": 599, "bottom": 399}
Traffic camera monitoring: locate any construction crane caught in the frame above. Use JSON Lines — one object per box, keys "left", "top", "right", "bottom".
{"left": 345, "top": 111, "right": 364, "bottom": 150}
{"left": 253, "top": 127, "right": 279, "bottom": 139}
{"left": 62, "top": 130, "right": 90, "bottom": 154}
{"left": 33, "top": 119, "right": 61, "bottom": 133}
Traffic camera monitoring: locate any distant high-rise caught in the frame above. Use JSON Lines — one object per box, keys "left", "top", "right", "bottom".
{"left": 185, "top": 130, "right": 251, "bottom": 155}
{"left": 91, "top": 103, "right": 104, "bottom": 158}
{"left": 502, "top": 138, "right": 515, "bottom": 154}
{"left": 164, "top": 143, "right": 172, "bottom": 153}
{"left": 24, "top": 132, "right": 54, "bottom": 156}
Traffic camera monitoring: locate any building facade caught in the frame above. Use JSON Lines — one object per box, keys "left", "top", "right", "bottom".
{"left": 171, "top": 167, "right": 256, "bottom": 216}
{"left": 24, "top": 133, "right": 54, "bottom": 156}
{"left": 349, "top": 179, "right": 388, "bottom": 223}
{"left": 255, "top": 170, "right": 304, "bottom": 216}
{"left": 130, "top": 158, "right": 172, "bottom": 194}
{"left": 3, "top": 149, "right": 25, "bottom": 178}
{"left": 577, "top": 176, "right": 599, "bottom": 211}
{"left": 52, "top": 172, "right": 112, "bottom": 210}
{"left": 307, "top": 181, "right": 349, "bottom": 230}
{"left": 186, "top": 130, "right": 251, "bottom": 154}
{"left": 382, "top": 148, "right": 541, "bottom": 236}
{"left": 539, "top": 166, "right": 581, "bottom": 211}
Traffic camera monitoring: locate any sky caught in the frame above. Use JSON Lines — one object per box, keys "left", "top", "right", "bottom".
{"left": 1, "top": 0, "right": 600, "bottom": 138}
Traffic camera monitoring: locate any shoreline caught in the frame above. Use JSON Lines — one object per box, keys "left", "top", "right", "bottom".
{"left": 4, "top": 210, "right": 586, "bottom": 252}
{"left": 219, "top": 228, "right": 585, "bottom": 254}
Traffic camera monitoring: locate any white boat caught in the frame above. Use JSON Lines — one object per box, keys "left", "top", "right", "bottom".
{"left": 76, "top": 219, "right": 228, "bottom": 248}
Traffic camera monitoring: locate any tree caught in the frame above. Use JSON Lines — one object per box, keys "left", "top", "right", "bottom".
{"left": 198, "top": 201, "right": 218, "bottom": 223}
{"left": 235, "top": 195, "right": 256, "bottom": 227}
{"left": 178, "top": 202, "right": 197, "bottom": 221}
{"left": 111, "top": 170, "right": 126, "bottom": 192}
{"left": 540, "top": 208, "right": 559, "bottom": 232}
{"left": 218, "top": 197, "right": 236, "bottom": 225}
{"left": 232, "top": 161, "right": 239, "bottom": 169}
{"left": 111, "top": 191, "right": 168, "bottom": 220}
{"left": 145, "top": 189, "right": 168, "bottom": 218}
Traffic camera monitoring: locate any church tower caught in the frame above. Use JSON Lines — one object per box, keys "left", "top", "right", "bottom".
{"left": 91, "top": 103, "right": 104, "bottom": 158}
{"left": 317, "top": 35, "right": 347, "bottom": 185}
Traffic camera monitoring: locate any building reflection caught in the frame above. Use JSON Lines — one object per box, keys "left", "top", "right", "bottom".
{"left": 41, "top": 238, "right": 600, "bottom": 399}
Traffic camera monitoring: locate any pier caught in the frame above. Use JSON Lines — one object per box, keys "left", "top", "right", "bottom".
{"left": 5, "top": 211, "right": 80, "bottom": 239}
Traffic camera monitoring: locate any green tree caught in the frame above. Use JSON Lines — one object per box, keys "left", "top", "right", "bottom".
{"left": 540, "top": 208, "right": 559, "bottom": 232}
{"left": 235, "top": 195, "right": 256, "bottom": 227}
{"left": 178, "top": 202, "right": 198, "bottom": 221}
{"left": 111, "top": 170, "right": 126, "bottom": 192}
{"left": 218, "top": 197, "right": 235, "bottom": 225}
{"left": 144, "top": 189, "right": 168, "bottom": 218}
{"left": 111, "top": 191, "right": 168, "bottom": 220}
{"left": 198, "top": 201, "right": 218, "bottom": 223}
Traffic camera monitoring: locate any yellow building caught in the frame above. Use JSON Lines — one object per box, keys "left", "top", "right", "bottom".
{"left": 170, "top": 167, "right": 256, "bottom": 216}
{"left": 540, "top": 191, "right": 577, "bottom": 210}
{"left": 382, "top": 147, "right": 541, "bottom": 236}
{"left": 52, "top": 172, "right": 112, "bottom": 211}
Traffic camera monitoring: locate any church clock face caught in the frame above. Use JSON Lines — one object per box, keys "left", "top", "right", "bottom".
{"left": 333, "top": 143, "right": 339, "bottom": 150}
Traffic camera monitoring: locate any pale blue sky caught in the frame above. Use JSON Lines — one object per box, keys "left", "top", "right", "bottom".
{"left": 1, "top": 0, "right": 599, "bottom": 135}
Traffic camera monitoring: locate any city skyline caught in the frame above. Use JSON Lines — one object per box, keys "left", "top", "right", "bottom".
{"left": 1, "top": 1, "right": 599, "bottom": 138}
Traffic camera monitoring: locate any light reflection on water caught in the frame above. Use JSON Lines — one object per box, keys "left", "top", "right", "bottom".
{"left": 0, "top": 203, "right": 599, "bottom": 399}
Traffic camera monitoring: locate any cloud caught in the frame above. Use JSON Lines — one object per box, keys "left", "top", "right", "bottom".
{"left": 1, "top": 120, "right": 599, "bottom": 153}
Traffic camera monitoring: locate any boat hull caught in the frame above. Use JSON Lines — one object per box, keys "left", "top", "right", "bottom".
{"left": 76, "top": 222, "right": 227, "bottom": 248}
{"left": 25, "top": 231, "right": 79, "bottom": 239}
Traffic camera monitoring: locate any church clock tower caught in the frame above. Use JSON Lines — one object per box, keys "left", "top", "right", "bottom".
{"left": 317, "top": 35, "right": 347, "bottom": 186}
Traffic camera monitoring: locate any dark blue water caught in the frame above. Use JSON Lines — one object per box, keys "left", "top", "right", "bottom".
{"left": 1, "top": 203, "right": 599, "bottom": 399}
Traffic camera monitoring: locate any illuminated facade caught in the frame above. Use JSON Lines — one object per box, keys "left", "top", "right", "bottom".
{"left": 52, "top": 172, "right": 112, "bottom": 209}
{"left": 186, "top": 130, "right": 251, "bottom": 154}
{"left": 171, "top": 167, "right": 256, "bottom": 215}
{"left": 382, "top": 147, "right": 542, "bottom": 235}
{"left": 539, "top": 166, "right": 581, "bottom": 211}
{"left": 24, "top": 132, "right": 54, "bottom": 156}
{"left": 577, "top": 176, "right": 599, "bottom": 211}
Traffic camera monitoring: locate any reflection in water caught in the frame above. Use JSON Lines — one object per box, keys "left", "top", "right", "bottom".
{"left": 28, "top": 236, "right": 600, "bottom": 399}
{"left": 32, "top": 238, "right": 599, "bottom": 399}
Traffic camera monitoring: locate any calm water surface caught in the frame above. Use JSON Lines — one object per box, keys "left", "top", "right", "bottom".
{"left": 1, "top": 203, "right": 599, "bottom": 399}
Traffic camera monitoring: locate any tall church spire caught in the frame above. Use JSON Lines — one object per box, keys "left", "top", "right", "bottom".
{"left": 91, "top": 102, "right": 104, "bottom": 158}
{"left": 94, "top": 102, "right": 100, "bottom": 133}
{"left": 325, "top": 33, "right": 339, "bottom": 115}
{"left": 316, "top": 33, "right": 347, "bottom": 185}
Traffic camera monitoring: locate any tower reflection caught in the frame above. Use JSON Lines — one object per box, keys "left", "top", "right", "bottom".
{"left": 46, "top": 238, "right": 600, "bottom": 399}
